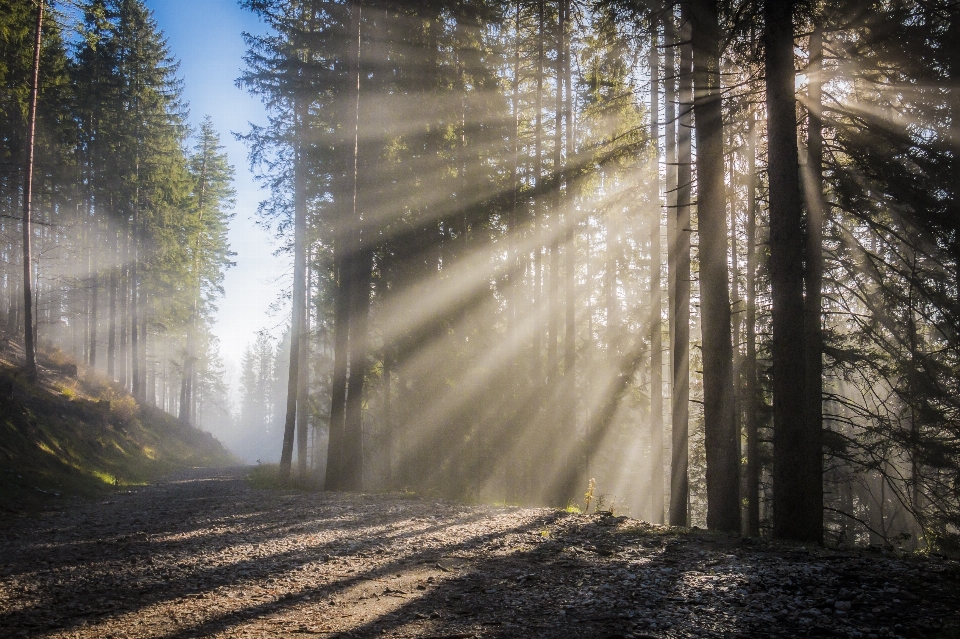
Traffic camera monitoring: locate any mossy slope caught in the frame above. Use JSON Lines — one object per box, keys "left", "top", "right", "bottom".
{"left": 0, "top": 355, "right": 235, "bottom": 514}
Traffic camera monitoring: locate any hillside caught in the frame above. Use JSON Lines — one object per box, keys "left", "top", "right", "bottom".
{"left": 0, "top": 339, "right": 235, "bottom": 515}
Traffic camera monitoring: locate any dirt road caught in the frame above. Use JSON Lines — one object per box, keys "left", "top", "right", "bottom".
{"left": 1, "top": 467, "right": 957, "bottom": 638}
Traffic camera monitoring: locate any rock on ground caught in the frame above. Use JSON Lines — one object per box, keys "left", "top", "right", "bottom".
{"left": 0, "top": 467, "right": 958, "bottom": 639}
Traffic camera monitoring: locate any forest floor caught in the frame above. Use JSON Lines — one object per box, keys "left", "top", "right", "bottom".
{"left": 1, "top": 467, "right": 958, "bottom": 639}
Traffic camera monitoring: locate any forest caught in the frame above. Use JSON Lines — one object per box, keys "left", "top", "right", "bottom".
{"left": 3, "top": 0, "right": 960, "bottom": 557}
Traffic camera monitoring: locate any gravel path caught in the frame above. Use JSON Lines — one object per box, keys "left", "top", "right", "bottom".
{"left": 1, "top": 467, "right": 958, "bottom": 639}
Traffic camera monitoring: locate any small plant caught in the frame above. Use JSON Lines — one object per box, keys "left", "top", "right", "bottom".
{"left": 607, "top": 496, "right": 630, "bottom": 517}
{"left": 583, "top": 477, "right": 596, "bottom": 513}
{"left": 594, "top": 493, "right": 606, "bottom": 513}
{"left": 111, "top": 396, "right": 139, "bottom": 426}
{"left": 248, "top": 463, "right": 282, "bottom": 489}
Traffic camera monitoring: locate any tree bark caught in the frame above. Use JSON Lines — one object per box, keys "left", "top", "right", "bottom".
{"left": 341, "top": 0, "right": 366, "bottom": 493}
{"left": 108, "top": 230, "right": 118, "bottom": 379}
{"left": 343, "top": 249, "right": 371, "bottom": 492}
{"left": 533, "top": 0, "right": 544, "bottom": 388}
{"left": 548, "top": 0, "right": 564, "bottom": 390}
{"left": 326, "top": 2, "right": 363, "bottom": 492}
{"left": 21, "top": 0, "right": 43, "bottom": 378}
{"left": 745, "top": 109, "right": 760, "bottom": 537}
{"left": 561, "top": 0, "right": 577, "bottom": 505}
{"left": 279, "top": 93, "right": 308, "bottom": 483}
{"left": 297, "top": 246, "right": 311, "bottom": 476}
{"left": 120, "top": 227, "right": 129, "bottom": 390}
{"left": 131, "top": 159, "right": 141, "bottom": 401}
{"left": 670, "top": 2, "right": 692, "bottom": 528}
{"left": 326, "top": 244, "right": 350, "bottom": 490}
{"left": 692, "top": 0, "right": 739, "bottom": 533}
{"left": 766, "top": 0, "right": 820, "bottom": 542}
{"left": 649, "top": 19, "right": 664, "bottom": 525}
{"left": 803, "top": 21, "right": 826, "bottom": 541}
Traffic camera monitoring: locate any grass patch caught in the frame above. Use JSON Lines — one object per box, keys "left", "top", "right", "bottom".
{"left": 91, "top": 470, "right": 118, "bottom": 485}
{"left": 247, "top": 463, "right": 322, "bottom": 491}
{"left": 247, "top": 463, "right": 282, "bottom": 489}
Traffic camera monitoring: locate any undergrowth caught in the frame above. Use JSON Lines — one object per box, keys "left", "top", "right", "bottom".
{"left": 247, "top": 463, "right": 322, "bottom": 491}
{"left": 0, "top": 344, "right": 235, "bottom": 515}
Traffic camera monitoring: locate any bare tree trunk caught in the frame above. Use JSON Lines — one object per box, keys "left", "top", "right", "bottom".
{"left": 547, "top": 0, "right": 564, "bottom": 391}
{"left": 803, "top": 21, "right": 826, "bottom": 542}
{"left": 343, "top": 249, "right": 371, "bottom": 492}
{"left": 279, "top": 93, "right": 308, "bottom": 483}
{"left": 692, "top": 0, "right": 739, "bottom": 533}
{"left": 21, "top": 0, "right": 43, "bottom": 378}
{"left": 383, "top": 343, "right": 393, "bottom": 485}
{"left": 767, "top": 0, "right": 821, "bottom": 542}
{"left": 178, "top": 344, "right": 190, "bottom": 425}
{"left": 664, "top": 6, "right": 679, "bottom": 526}
{"left": 326, "top": 4, "right": 363, "bottom": 491}
{"left": 745, "top": 109, "right": 760, "bottom": 536}
{"left": 131, "top": 163, "right": 141, "bottom": 401}
{"left": 297, "top": 246, "right": 311, "bottom": 476}
{"left": 533, "top": 0, "right": 544, "bottom": 388}
{"left": 649, "top": 19, "right": 664, "bottom": 525}
{"left": 341, "top": 0, "right": 366, "bottom": 493}
{"left": 670, "top": 2, "right": 692, "bottom": 528}
{"left": 326, "top": 244, "right": 350, "bottom": 490}
{"left": 108, "top": 230, "right": 117, "bottom": 379}
{"left": 120, "top": 228, "right": 129, "bottom": 390}
{"left": 561, "top": 0, "right": 578, "bottom": 505}
{"left": 509, "top": 0, "right": 521, "bottom": 376}
{"left": 89, "top": 254, "right": 98, "bottom": 369}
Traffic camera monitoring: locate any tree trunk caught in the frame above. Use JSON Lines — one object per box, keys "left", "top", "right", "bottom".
{"left": 326, "top": 244, "right": 350, "bottom": 490}
{"left": 745, "top": 109, "right": 760, "bottom": 537}
{"left": 547, "top": 0, "right": 564, "bottom": 390}
{"left": 131, "top": 165, "right": 141, "bottom": 401}
{"left": 343, "top": 249, "right": 371, "bottom": 492}
{"left": 297, "top": 246, "right": 311, "bottom": 476}
{"left": 383, "top": 343, "right": 393, "bottom": 486}
{"left": 339, "top": 0, "right": 366, "bottom": 493}
{"left": 509, "top": 0, "right": 521, "bottom": 383}
{"left": 692, "top": 0, "right": 739, "bottom": 533}
{"left": 766, "top": 0, "right": 821, "bottom": 542}
{"left": 279, "top": 93, "right": 308, "bottom": 483}
{"left": 803, "top": 22, "right": 826, "bottom": 542}
{"left": 670, "top": 2, "right": 692, "bottom": 528}
{"left": 664, "top": 5, "right": 678, "bottom": 524}
{"left": 21, "top": 0, "right": 43, "bottom": 378}
{"left": 325, "top": 2, "right": 362, "bottom": 490}
{"left": 120, "top": 228, "right": 129, "bottom": 390}
{"left": 561, "top": 0, "right": 578, "bottom": 505}
{"left": 178, "top": 345, "right": 190, "bottom": 425}
{"left": 533, "top": 0, "right": 544, "bottom": 389}
{"left": 649, "top": 20, "right": 664, "bottom": 525}
{"left": 89, "top": 258, "right": 99, "bottom": 369}
{"left": 108, "top": 230, "right": 117, "bottom": 379}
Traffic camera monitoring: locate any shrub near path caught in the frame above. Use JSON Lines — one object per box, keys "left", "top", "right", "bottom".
{"left": 1, "top": 467, "right": 958, "bottom": 639}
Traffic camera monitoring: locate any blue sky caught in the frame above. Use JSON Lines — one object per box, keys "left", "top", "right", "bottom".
{"left": 148, "top": 0, "right": 286, "bottom": 379}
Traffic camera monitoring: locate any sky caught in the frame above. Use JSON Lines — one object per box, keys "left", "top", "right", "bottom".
{"left": 147, "top": 0, "right": 287, "bottom": 386}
